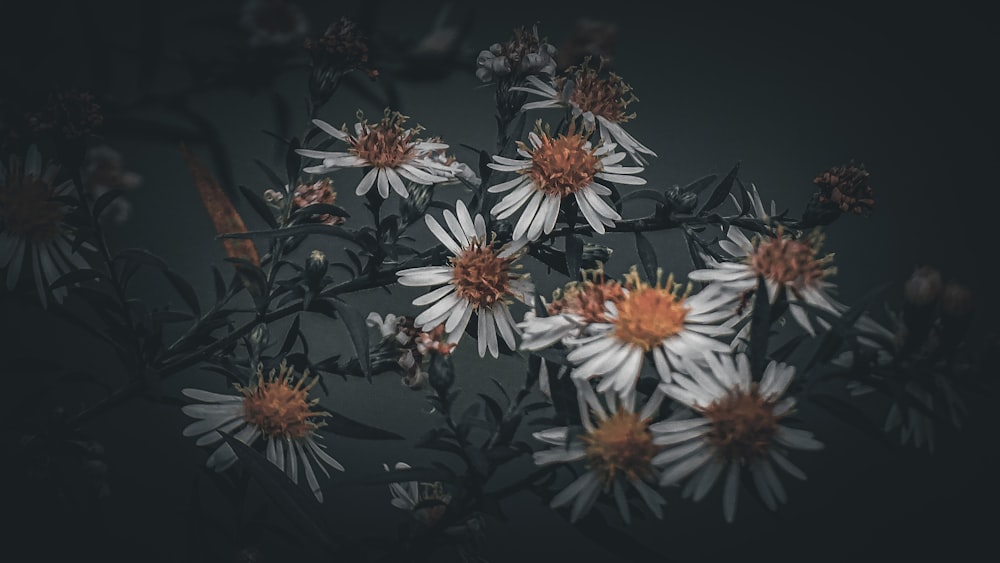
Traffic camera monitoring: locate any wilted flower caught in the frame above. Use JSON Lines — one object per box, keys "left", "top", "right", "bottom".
{"left": 26, "top": 90, "right": 103, "bottom": 140}
{"left": 180, "top": 362, "right": 344, "bottom": 502}
{"left": 367, "top": 312, "right": 455, "bottom": 389}
{"left": 0, "top": 145, "right": 89, "bottom": 307}
{"left": 487, "top": 124, "right": 644, "bottom": 240}
{"left": 812, "top": 163, "right": 874, "bottom": 216}
{"left": 475, "top": 25, "right": 557, "bottom": 83}
{"left": 240, "top": 0, "right": 309, "bottom": 48}
{"left": 397, "top": 200, "right": 534, "bottom": 358}
{"left": 305, "top": 17, "right": 378, "bottom": 106}
{"left": 516, "top": 61, "right": 656, "bottom": 165}
{"left": 264, "top": 178, "right": 345, "bottom": 225}
{"left": 656, "top": 352, "right": 822, "bottom": 522}
{"left": 298, "top": 110, "right": 459, "bottom": 199}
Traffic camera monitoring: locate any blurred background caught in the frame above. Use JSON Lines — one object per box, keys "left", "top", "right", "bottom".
{"left": 1, "top": 1, "right": 997, "bottom": 561}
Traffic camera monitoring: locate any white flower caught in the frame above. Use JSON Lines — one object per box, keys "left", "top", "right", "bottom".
{"left": 518, "top": 267, "right": 626, "bottom": 351}
{"left": 515, "top": 64, "right": 656, "bottom": 165}
{"left": 397, "top": 200, "right": 534, "bottom": 358}
{"left": 549, "top": 267, "right": 735, "bottom": 396}
{"left": 689, "top": 225, "right": 843, "bottom": 337}
{"left": 487, "top": 129, "right": 643, "bottom": 241}
{"left": 297, "top": 111, "right": 459, "bottom": 199}
{"left": 181, "top": 362, "right": 344, "bottom": 502}
{"left": 654, "top": 352, "right": 822, "bottom": 522}
{"left": 532, "top": 380, "right": 669, "bottom": 523}
{"left": 384, "top": 461, "right": 452, "bottom": 526}
{"left": 0, "top": 145, "right": 90, "bottom": 308}
{"left": 366, "top": 311, "right": 402, "bottom": 340}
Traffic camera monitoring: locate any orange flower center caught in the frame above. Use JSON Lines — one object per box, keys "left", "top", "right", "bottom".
{"left": 613, "top": 270, "right": 689, "bottom": 351}
{"left": 351, "top": 127, "right": 414, "bottom": 168}
{"left": 0, "top": 176, "right": 64, "bottom": 243}
{"left": 581, "top": 409, "right": 659, "bottom": 488}
{"left": 702, "top": 387, "right": 781, "bottom": 462}
{"left": 239, "top": 365, "right": 327, "bottom": 440}
{"left": 749, "top": 227, "right": 833, "bottom": 290}
{"left": 525, "top": 133, "right": 600, "bottom": 197}
{"left": 449, "top": 239, "right": 516, "bottom": 309}
{"left": 548, "top": 269, "right": 625, "bottom": 323}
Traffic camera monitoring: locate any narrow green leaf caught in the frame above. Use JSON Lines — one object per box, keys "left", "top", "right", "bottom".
{"left": 163, "top": 269, "right": 201, "bottom": 315}
{"left": 252, "top": 158, "right": 287, "bottom": 192}
{"left": 327, "top": 298, "right": 371, "bottom": 377}
{"left": 238, "top": 185, "right": 278, "bottom": 229}
{"left": 634, "top": 232, "right": 658, "bottom": 282}
{"left": 699, "top": 162, "right": 741, "bottom": 214}
{"left": 318, "top": 408, "right": 405, "bottom": 440}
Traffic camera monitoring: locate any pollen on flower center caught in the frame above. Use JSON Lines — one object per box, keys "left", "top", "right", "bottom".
{"left": 702, "top": 387, "right": 781, "bottom": 462}
{"left": 548, "top": 267, "right": 625, "bottom": 323}
{"left": 349, "top": 111, "right": 417, "bottom": 168}
{"left": 525, "top": 133, "right": 600, "bottom": 197}
{"left": 581, "top": 409, "right": 659, "bottom": 488}
{"left": 613, "top": 269, "right": 690, "bottom": 350}
{"left": 239, "top": 363, "right": 328, "bottom": 440}
{"left": 749, "top": 227, "right": 834, "bottom": 288}
{"left": 558, "top": 63, "right": 637, "bottom": 124}
{"left": 0, "top": 177, "right": 64, "bottom": 243}
{"left": 449, "top": 239, "right": 515, "bottom": 309}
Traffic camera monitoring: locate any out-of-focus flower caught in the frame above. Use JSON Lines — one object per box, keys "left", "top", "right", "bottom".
{"left": 263, "top": 178, "right": 345, "bottom": 225}
{"left": 560, "top": 267, "right": 734, "bottom": 396}
{"left": 532, "top": 379, "right": 668, "bottom": 523}
{"left": 656, "top": 352, "right": 822, "bottom": 522}
{"left": 556, "top": 19, "right": 619, "bottom": 70}
{"left": 181, "top": 361, "right": 344, "bottom": 502}
{"left": 904, "top": 266, "right": 943, "bottom": 307}
{"left": 297, "top": 110, "right": 459, "bottom": 199}
{"left": 397, "top": 200, "right": 534, "bottom": 358}
{"left": 426, "top": 139, "right": 480, "bottom": 186}
{"left": 26, "top": 90, "right": 102, "bottom": 140}
{"left": 0, "top": 145, "right": 89, "bottom": 307}
{"left": 516, "top": 61, "right": 656, "bottom": 165}
{"left": 305, "top": 18, "right": 378, "bottom": 106}
{"left": 689, "top": 225, "right": 840, "bottom": 336}
{"left": 83, "top": 145, "right": 142, "bottom": 225}
{"left": 939, "top": 282, "right": 973, "bottom": 319}
{"left": 487, "top": 125, "right": 643, "bottom": 240}
{"left": 812, "top": 163, "right": 874, "bottom": 216}
{"left": 384, "top": 461, "right": 452, "bottom": 526}
{"left": 475, "top": 25, "right": 557, "bottom": 83}
{"left": 367, "top": 312, "right": 456, "bottom": 389}
{"left": 240, "top": 0, "right": 309, "bottom": 48}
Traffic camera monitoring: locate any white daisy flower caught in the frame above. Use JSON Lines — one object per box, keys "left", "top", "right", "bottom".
{"left": 297, "top": 110, "right": 458, "bottom": 199}
{"left": 0, "top": 145, "right": 90, "bottom": 308}
{"left": 397, "top": 200, "right": 534, "bottom": 358}
{"left": 515, "top": 63, "right": 656, "bottom": 165}
{"left": 181, "top": 362, "right": 344, "bottom": 502}
{"left": 689, "top": 225, "right": 843, "bottom": 337}
{"left": 557, "top": 267, "right": 735, "bottom": 396}
{"left": 532, "top": 380, "right": 669, "bottom": 523}
{"left": 487, "top": 128, "right": 643, "bottom": 241}
{"left": 654, "top": 352, "right": 822, "bottom": 522}
{"left": 384, "top": 461, "right": 452, "bottom": 526}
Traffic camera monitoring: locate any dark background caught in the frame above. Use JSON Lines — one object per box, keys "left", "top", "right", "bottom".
{"left": 2, "top": 1, "right": 998, "bottom": 562}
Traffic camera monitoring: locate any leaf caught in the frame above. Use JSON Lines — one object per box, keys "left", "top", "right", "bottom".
{"left": 285, "top": 137, "right": 301, "bottom": 188}
{"left": 48, "top": 268, "right": 107, "bottom": 290}
{"left": 801, "top": 281, "right": 893, "bottom": 373}
{"left": 327, "top": 298, "right": 371, "bottom": 378}
{"left": 682, "top": 174, "right": 719, "bottom": 195}
{"left": 238, "top": 185, "right": 279, "bottom": 229}
{"left": 290, "top": 203, "right": 350, "bottom": 222}
{"left": 634, "top": 232, "right": 658, "bottom": 282}
{"left": 211, "top": 266, "right": 227, "bottom": 302}
{"left": 279, "top": 315, "right": 302, "bottom": 356}
{"left": 219, "top": 433, "right": 336, "bottom": 552}
{"left": 748, "top": 276, "right": 771, "bottom": 381}
{"left": 478, "top": 393, "right": 504, "bottom": 427}
{"left": 92, "top": 188, "right": 124, "bottom": 220}
{"left": 698, "top": 162, "right": 740, "bottom": 215}
{"left": 318, "top": 408, "right": 405, "bottom": 440}
{"left": 770, "top": 334, "right": 806, "bottom": 363}
{"left": 115, "top": 247, "right": 169, "bottom": 270}
{"left": 565, "top": 234, "right": 583, "bottom": 280}
{"left": 252, "top": 158, "right": 288, "bottom": 192}
{"left": 163, "top": 269, "right": 201, "bottom": 316}
{"left": 620, "top": 189, "right": 666, "bottom": 204}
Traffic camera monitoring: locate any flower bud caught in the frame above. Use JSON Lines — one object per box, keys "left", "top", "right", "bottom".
{"left": 249, "top": 323, "right": 270, "bottom": 360}
{"left": 305, "top": 249, "right": 328, "bottom": 288}
{"left": 581, "top": 243, "right": 613, "bottom": 270}
{"left": 904, "top": 266, "right": 943, "bottom": 307}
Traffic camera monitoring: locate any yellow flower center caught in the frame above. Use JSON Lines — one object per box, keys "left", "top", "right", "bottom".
{"left": 239, "top": 364, "right": 327, "bottom": 440}
{"left": 581, "top": 409, "right": 659, "bottom": 488}
{"left": 524, "top": 133, "right": 601, "bottom": 197}
{"left": 557, "top": 65, "right": 637, "bottom": 124}
{"left": 749, "top": 227, "right": 834, "bottom": 291}
{"left": 0, "top": 175, "right": 64, "bottom": 243}
{"left": 702, "top": 387, "right": 781, "bottom": 462}
{"left": 613, "top": 269, "right": 689, "bottom": 351}
{"left": 449, "top": 238, "right": 517, "bottom": 309}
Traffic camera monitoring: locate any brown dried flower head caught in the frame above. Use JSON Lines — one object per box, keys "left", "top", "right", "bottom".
{"left": 813, "top": 163, "right": 874, "bottom": 215}
{"left": 305, "top": 17, "right": 379, "bottom": 80}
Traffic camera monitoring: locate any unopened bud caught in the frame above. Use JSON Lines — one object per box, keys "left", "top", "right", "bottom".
{"left": 305, "top": 249, "right": 328, "bottom": 288}
{"left": 249, "top": 323, "right": 270, "bottom": 359}
{"left": 581, "top": 243, "right": 613, "bottom": 269}
{"left": 904, "top": 266, "right": 942, "bottom": 307}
